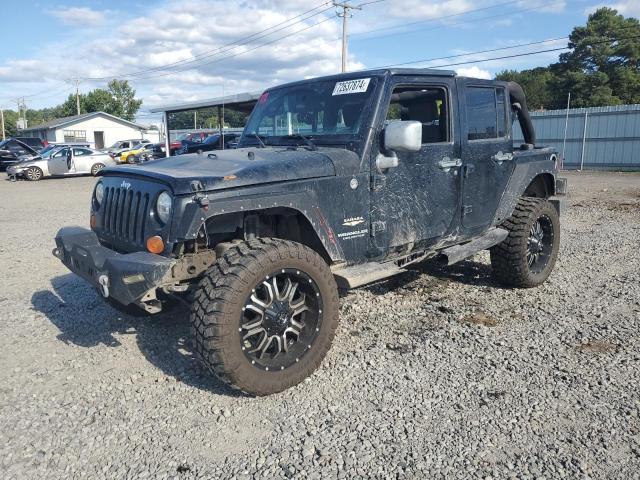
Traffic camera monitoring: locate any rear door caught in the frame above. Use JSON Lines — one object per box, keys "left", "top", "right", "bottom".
{"left": 457, "top": 79, "right": 514, "bottom": 232}
{"left": 72, "top": 147, "right": 94, "bottom": 173}
{"left": 370, "top": 77, "right": 461, "bottom": 250}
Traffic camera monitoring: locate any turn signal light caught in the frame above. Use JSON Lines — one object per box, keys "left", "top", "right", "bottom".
{"left": 146, "top": 236, "right": 164, "bottom": 254}
{"left": 90, "top": 215, "right": 97, "bottom": 229}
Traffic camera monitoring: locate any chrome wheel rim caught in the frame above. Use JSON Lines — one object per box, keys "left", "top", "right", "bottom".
{"left": 527, "top": 214, "right": 554, "bottom": 274}
{"left": 240, "top": 269, "right": 322, "bottom": 371}
{"left": 26, "top": 168, "right": 41, "bottom": 180}
{"left": 92, "top": 164, "right": 103, "bottom": 175}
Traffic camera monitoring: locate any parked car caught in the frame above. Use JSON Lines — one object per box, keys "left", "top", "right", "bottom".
{"left": 14, "top": 137, "right": 46, "bottom": 151}
{"left": 119, "top": 143, "right": 158, "bottom": 164}
{"left": 53, "top": 69, "right": 567, "bottom": 396}
{"left": 0, "top": 139, "right": 39, "bottom": 171}
{"left": 169, "top": 131, "right": 215, "bottom": 154}
{"left": 177, "top": 132, "right": 240, "bottom": 154}
{"left": 137, "top": 143, "right": 167, "bottom": 161}
{"left": 6, "top": 146, "right": 115, "bottom": 180}
{"left": 39, "top": 142, "right": 91, "bottom": 158}
{"left": 106, "top": 139, "right": 150, "bottom": 157}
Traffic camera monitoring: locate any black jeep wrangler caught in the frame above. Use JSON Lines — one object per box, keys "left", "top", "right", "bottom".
{"left": 53, "top": 69, "right": 567, "bottom": 395}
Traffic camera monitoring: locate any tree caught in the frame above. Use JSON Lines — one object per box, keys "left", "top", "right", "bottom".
{"left": 105, "top": 79, "right": 142, "bottom": 121}
{"left": 495, "top": 67, "right": 558, "bottom": 109}
{"left": 495, "top": 7, "right": 640, "bottom": 109}
{"left": 50, "top": 80, "right": 142, "bottom": 120}
{"left": 85, "top": 88, "right": 113, "bottom": 113}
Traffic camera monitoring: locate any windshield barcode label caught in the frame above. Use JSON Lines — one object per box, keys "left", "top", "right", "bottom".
{"left": 332, "top": 78, "right": 371, "bottom": 96}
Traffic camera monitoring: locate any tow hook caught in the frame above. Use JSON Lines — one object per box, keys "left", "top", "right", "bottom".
{"left": 97, "top": 274, "right": 110, "bottom": 298}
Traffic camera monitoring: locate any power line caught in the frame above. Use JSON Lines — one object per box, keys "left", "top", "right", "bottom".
{"left": 351, "top": 0, "right": 525, "bottom": 38}
{"left": 84, "top": 2, "right": 334, "bottom": 81}
{"left": 122, "top": 16, "right": 336, "bottom": 81}
{"left": 372, "top": 32, "right": 640, "bottom": 71}
{"left": 378, "top": 36, "right": 568, "bottom": 68}
{"left": 351, "top": 0, "right": 559, "bottom": 43}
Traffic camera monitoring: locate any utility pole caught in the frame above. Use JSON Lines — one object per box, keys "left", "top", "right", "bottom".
{"left": 1, "top": 108, "right": 5, "bottom": 140}
{"left": 74, "top": 78, "right": 81, "bottom": 116}
{"left": 334, "top": 2, "right": 361, "bottom": 73}
{"left": 14, "top": 97, "right": 27, "bottom": 130}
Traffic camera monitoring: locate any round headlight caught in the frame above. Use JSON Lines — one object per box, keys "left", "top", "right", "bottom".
{"left": 94, "top": 182, "right": 104, "bottom": 206}
{"left": 156, "top": 191, "right": 172, "bottom": 224}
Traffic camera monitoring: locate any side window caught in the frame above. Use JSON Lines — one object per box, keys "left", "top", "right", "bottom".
{"left": 73, "top": 148, "right": 91, "bottom": 156}
{"left": 466, "top": 87, "right": 508, "bottom": 141}
{"left": 386, "top": 86, "right": 449, "bottom": 144}
{"left": 53, "top": 148, "right": 69, "bottom": 158}
{"left": 6, "top": 140, "right": 21, "bottom": 152}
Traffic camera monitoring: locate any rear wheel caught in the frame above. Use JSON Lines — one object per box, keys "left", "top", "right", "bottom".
{"left": 25, "top": 166, "right": 43, "bottom": 181}
{"left": 490, "top": 197, "right": 560, "bottom": 287}
{"left": 190, "top": 238, "right": 339, "bottom": 396}
{"left": 91, "top": 163, "right": 105, "bottom": 176}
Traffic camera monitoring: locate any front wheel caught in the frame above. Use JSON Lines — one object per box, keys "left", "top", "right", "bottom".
{"left": 490, "top": 197, "right": 560, "bottom": 288}
{"left": 25, "top": 166, "right": 43, "bottom": 181}
{"left": 91, "top": 163, "right": 105, "bottom": 176}
{"left": 190, "top": 239, "right": 339, "bottom": 396}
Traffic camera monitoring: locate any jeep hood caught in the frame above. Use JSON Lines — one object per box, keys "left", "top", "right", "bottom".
{"left": 101, "top": 147, "right": 353, "bottom": 194}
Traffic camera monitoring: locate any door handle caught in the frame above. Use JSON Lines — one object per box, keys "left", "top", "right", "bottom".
{"left": 492, "top": 151, "right": 514, "bottom": 164}
{"left": 438, "top": 157, "right": 462, "bottom": 171}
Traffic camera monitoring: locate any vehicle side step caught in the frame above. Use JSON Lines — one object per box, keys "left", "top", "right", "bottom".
{"left": 438, "top": 227, "right": 508, "bottom": 266}
{"left": 332, "top": 261, "right": 405, "bottom": 289}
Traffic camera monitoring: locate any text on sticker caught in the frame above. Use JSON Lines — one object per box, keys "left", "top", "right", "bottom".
{"left": 332, "top": 78, "right": 371, "bottom": 96}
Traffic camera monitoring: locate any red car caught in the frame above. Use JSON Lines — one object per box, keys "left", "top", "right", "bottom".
{"left": 169, "top": 131, "right": 216, "bottom": 154}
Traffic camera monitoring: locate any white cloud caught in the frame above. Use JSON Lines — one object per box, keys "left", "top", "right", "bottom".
{"left": 1, "top": 1, "right": 354, "bottom": 109}
{"left": 456, "top": 66, "right": 492, "bottom": 79}
{"left": 48, "top": 6, "right": 106, "bottom": 26}
{"left": 586, "top": 1, "right": 640, "bottom": 17}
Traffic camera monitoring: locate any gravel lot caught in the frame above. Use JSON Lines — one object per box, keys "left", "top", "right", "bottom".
{"left": 1, "top": 171, "right": 639, "bottom": 479}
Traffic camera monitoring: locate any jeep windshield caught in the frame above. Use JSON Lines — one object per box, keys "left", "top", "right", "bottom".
{"left": 240, "top": 77, "right": 377, "bottom": 148}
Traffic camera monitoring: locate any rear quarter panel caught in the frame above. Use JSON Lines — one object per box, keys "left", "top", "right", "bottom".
{"left": 492, "top": 147, "right": 558, "bottom": 224}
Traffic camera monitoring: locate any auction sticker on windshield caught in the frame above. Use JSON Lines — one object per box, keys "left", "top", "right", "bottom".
{"left": 333, "top": 78, "right": 371, "bottom": 96}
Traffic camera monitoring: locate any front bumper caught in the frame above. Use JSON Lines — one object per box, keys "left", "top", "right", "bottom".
{"left": 53, "top": 227, "right": 175, "bottom": 306}
{"left": 6, "top": 165, "right": 26, "bottom": 176}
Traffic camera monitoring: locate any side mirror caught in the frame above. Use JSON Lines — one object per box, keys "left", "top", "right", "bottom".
{"left": 383, "top": 121, "right": 422, "bottom": 153}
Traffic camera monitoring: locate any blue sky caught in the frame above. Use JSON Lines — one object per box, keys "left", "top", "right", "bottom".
{"left": 0, "top": 0, "right": 638, "bottom": 123}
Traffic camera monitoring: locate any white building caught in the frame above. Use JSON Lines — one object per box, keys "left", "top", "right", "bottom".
{"left": 20, "top": 111, "right": 158, "bottom": 149}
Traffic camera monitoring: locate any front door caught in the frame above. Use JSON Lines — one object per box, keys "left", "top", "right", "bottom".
{"left": 48, "top": 147, "right": 71, "bottom": 175}
{"left": 457, "top": 79, "right": 514, "bottom": 231}
{"left": 94, "top": 131, "right": 104, "bottom": 149}
{"left": 370, "top": 79, "right": 461, "bottom": 253}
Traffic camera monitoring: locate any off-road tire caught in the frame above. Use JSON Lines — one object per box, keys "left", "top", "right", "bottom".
{"left": 91, "top": 163, "right": 105, "bottom": 176}
{"left": 490, "top": 197, "right": 560, "bottom": 288}
{"left": 25, "top": 166, "right": 43, "bottom": 181}
{"left": 190, "top": 238, "right": 339, "bottom": 396}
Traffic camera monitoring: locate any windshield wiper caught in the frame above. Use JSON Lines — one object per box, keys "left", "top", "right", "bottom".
{"left": 286, "top": 133, "right": 318, "bottom": 151}
{"left": 251, "top": 132, "right": 267, "bottom": 148}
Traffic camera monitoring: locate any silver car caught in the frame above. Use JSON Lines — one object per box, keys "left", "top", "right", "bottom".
{"left": 6, "top": 146, "right": 117, "bottom": 181}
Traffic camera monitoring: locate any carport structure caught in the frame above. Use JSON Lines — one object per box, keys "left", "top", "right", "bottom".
{"left": 150, "top": 91, "right": 261, "bottom": 156}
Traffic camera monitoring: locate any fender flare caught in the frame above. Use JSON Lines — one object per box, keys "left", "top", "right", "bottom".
{"left": 178, "top": 191, "right": 345, "bottom": 263}
{"left": 492, "top": 156, "right": 557, "bottom": 225}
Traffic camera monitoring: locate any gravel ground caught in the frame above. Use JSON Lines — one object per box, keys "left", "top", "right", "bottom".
{"left": 1, "top": 171, "right": 639, "bottom": 479}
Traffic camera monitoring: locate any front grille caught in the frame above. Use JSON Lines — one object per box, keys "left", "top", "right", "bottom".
{"left": 101, "top": 186, "right": 151, "bottom": 247}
